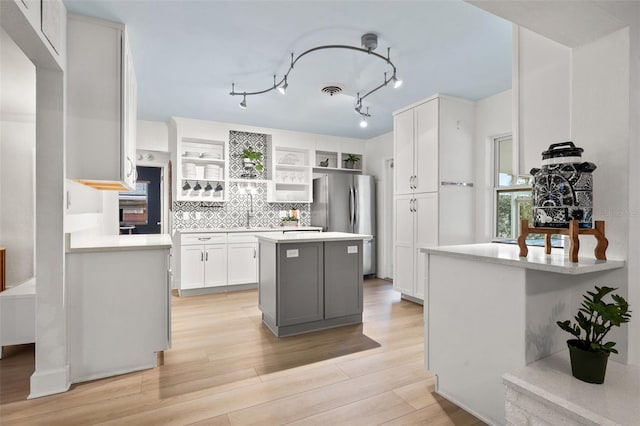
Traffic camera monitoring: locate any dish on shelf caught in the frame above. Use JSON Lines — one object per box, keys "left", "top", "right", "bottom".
{"left": 277, "top": 153, "right": 301, "bottom": 165}
{"left": 201, "top": 152, "right": 222, "bottom": 159}
{"left": 183, "top": 151, "right": 200, "bottom": 158}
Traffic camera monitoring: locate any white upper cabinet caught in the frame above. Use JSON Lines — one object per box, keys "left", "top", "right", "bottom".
{"left": 66, "top": 15, "right": 137, "bottom": 190}
{"left": 394, "top": 98, "right": 439, "bottom": 195}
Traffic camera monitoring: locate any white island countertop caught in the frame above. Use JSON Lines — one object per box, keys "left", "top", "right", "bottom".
{"left": 421, "top": 243, "right": 625, "bottom": 275}
{"left": 257, "top": 232, "right": 372, "bottom": 244}
{"left": 66, "top": 234, "right": 173, "bottom": 253}
{"left": 174, "top": 226, "right": 323, "bottom": 234}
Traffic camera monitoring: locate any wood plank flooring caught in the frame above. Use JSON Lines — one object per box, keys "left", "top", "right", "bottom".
{"left": 0, "top": 278, "right": 484, "bottom": 425}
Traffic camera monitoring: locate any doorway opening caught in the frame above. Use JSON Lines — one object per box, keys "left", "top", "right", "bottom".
{"left": 119, "top": 166, "right": 163, "bottom": 234}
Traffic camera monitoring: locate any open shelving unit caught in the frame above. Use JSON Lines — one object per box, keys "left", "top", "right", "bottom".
{"left": 177, "top": 137, "right": 228, "bottom": 202}
{"left": 268, "top": 146, "right": 313, "bottom": 203}
{"left": 313, "top": 150, "right": 363, "bottom": 172}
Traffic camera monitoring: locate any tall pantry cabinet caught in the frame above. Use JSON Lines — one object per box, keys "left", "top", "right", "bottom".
{"left": 393, "top": 95, "right": 475, "bottom": 302}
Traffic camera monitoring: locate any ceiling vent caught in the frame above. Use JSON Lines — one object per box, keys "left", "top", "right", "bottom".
{"left": 321, "top": 85, "right": 343, "bottom": 96}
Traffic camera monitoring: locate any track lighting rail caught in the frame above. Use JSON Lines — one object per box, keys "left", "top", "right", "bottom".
{"left": 229, "top": 33, "right": 402, "bottom": 126}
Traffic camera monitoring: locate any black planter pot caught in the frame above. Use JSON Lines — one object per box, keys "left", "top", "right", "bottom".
{"left": 567, "top": 339, "right": 609, "bottom": 384}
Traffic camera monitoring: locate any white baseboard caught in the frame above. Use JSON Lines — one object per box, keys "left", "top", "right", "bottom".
{"left": 29, "top": 365, "right": 70, "bottom": 399}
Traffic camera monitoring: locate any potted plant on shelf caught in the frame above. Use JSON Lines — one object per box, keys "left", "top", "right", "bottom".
{"left": 242, "top": 147, "right": 264, "bottom": 176}
{"left": 557, "top": 285, "right": 631, "bottom": 384}
{"left": 343, "top": 154, "right": 360, "bottom": 169}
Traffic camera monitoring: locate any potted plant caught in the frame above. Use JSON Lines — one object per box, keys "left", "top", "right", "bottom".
{"left": 242, "top": 147, "right": 264, "bottom": 173}
{"left": 556, "top": 286, "right": 631, "bottom": 384}
{"left": 281, "top": 215, "right": 299, "bottom": 227}
{"left": 343, "top": 154, "right": 360, "bottom": 169}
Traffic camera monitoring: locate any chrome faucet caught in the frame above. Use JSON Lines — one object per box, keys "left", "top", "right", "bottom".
{"left": 245, "top": 193, "right": 254, "bottom": 228}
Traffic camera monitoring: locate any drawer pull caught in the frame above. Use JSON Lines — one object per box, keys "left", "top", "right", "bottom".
{"left": 198, "top": 237, "right": 212, "bottom": 241}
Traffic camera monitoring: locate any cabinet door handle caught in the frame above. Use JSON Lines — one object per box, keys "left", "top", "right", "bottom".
{"left": 413, "top": 175, "right": 417, "bottom": 190}
{"left": 206, "top": 251, "right": 209, "bottom": 261}
{"left": 126, "top": 156, "right": 134, "bottom": 178}
{"left": 413, "top": 199, "right": 417, "bottom": 212}
{"left": 201, "top": 250, "right": 204, "bottom": 262}
{"left": 198, "top": 237, "right": 211, "bottom": 241}
{"left": 253, "top": 248, "right": 257, "bottom": 258}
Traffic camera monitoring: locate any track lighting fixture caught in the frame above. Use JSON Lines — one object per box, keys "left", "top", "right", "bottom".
{"left": 230, "top": 33, "right": 402, "bottom": 128}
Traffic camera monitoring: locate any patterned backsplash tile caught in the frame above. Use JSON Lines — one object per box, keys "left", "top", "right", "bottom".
{"left": 173, "top": 131, "right": 310, "bottom": 230}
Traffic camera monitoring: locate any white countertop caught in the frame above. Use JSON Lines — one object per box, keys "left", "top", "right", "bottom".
{"left": 421, "top": 243, "right": 625, "bottom": 275}
{"left": 503, "top": 350, "right": 640, "bottom": 425}
{"left": 66, "top": 234, "right": 173, "bottom": 253}
{"left": 174, "top": 226, "right": 323, "bottom": 234}
{"left": 257, "top": 232, "right": 372, "bottom": 244}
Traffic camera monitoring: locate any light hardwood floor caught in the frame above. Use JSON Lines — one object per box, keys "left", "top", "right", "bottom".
{"left": 0, "top": 279, "right": 483, "bottom": 425}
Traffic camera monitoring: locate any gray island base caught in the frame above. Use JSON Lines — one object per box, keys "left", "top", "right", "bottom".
{"left": 257, "top": 232, "right": 371, "bottom": 337}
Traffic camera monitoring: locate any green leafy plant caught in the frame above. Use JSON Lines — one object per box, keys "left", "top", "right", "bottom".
{"left": 281, "top": 215, "right": 298, "bottom": 222}
{"left": 557, "top": 286, "right": 631, "bottom": 354}
{"left": 242, "top": 147, "right": 264, "bottom": 172}
{"left": 344, "top": 154, "right": 360, "bottom": 165}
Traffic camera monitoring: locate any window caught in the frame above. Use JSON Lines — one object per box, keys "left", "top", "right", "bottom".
{"left": 494, "top": 135, "right": 533, "bottom": 239}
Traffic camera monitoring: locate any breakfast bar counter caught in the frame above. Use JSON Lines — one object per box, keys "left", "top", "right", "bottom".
{"left": 419, "top": 243, "right": 626, "bottom": 425}
{"left": 257, "top": 232, "right": 371, "bottom": 337}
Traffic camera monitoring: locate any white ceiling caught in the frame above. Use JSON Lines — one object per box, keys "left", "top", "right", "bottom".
{"left": 63, "top": 1, "right": 512, "bottom": 139}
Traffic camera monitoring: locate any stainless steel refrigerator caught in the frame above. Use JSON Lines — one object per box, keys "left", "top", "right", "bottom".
{"left": 311, "top": 174, "right": 376, "bottom": 275}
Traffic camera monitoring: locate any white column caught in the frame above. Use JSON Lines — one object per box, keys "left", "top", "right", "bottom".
{"left": 29, "top": 67, "right": 69, "bottom": 398}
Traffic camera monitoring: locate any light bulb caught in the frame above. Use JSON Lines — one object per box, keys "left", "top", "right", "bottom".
{"left": 278, "top": 77, "right": 288, "bottom": 95}
{"left": 240, "top": 96, "right": 247, "bottom": 109}
{"left": 359, "top": 118, "right": 368, "bottom": 128}
{"left": 393, "top": 75, "right": 403, "bottom": 89}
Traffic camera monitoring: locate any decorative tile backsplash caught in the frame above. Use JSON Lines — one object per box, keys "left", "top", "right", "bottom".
{"left": 228, "top": 130, "right": 269, "bottom": 180}
{"left": 173, "top": 131, "right": 310, "bottom": 230}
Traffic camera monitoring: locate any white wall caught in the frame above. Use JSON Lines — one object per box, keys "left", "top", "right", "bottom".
{"left": 137, "top": 120, "right": 168, "bottom": 152}
{"left": 473, "top": 89, "right": 512, "bottom": 243}
{"left": 0, "top": 28, "right": 36, "bottom": 287}
{"left": 516, "top": 26, "right": 571, "bottom": 174}
{"left": 364, "top": 131, "right": 393, "bottom": 279}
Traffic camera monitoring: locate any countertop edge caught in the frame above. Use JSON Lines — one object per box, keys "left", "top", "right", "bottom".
{"left": 174, "top": 226, "right": 323, "bottom": 234}
{"left": 65, "top": 234, "right": 173, "bottom": 253}
{"left": 420, "top": 244, "right": 625, "bottom": 275}
{"left": 256, "top": 233, "right": 372, "bottom": 244}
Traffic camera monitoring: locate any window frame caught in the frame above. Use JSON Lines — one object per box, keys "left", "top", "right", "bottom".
{"left": 492, "top": 134, "right": 532, "bottom": 239}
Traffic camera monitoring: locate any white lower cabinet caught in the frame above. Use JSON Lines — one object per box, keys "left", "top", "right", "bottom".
{"left": 227, "top": 243, "right": 258, "bottom": 285}
{"left": 176, "top": 232, "right": 259, "bottom": 294}
{"left": 204, "top": 245, "right": 227, "bottom": 287}
{"left": 180, "top": 244, "right": 227, "bottom": 289}
{"left": 393, "top": 192, "right": 438, "bottom": 301}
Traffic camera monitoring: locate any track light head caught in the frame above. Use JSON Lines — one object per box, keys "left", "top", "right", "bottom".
{"left": 239, "top": 95, "right": 247, "bottom": 109}
{"left": 278, "top": 81, "right": 288, "bottom": 95}
{"left": 392, "top": 75, "right": 403, "bottom": 89}
{"left": 359, "top": 118, "right": 368, "bottom": 128}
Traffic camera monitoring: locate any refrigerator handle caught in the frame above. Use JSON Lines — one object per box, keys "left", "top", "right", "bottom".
{"left": 349, "top": 186, "right": 355, "bottom": 227}
{"left": 353, "top": 186, "right": 358, "bottom": 228}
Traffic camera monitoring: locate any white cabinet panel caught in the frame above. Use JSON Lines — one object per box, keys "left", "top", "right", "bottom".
{"left": 414, "top": 192, "right": 439, "bottom": 248}
{"left": 228, "top": 243, "right": 258, "bottom": 285}
{"left": 414, "top": 99, "right": 439, "bottom": 193}
{"left": 180, "top": 246, "right": 205, "bottom": 289}
{"left": 394, "top": 109, "right": 414, "bottom": 195}
{"left": 204, "top": 245, "right": 227, "bottom": 288}
{"left": 393, "top": 194, "right": 414, "bottom": 295}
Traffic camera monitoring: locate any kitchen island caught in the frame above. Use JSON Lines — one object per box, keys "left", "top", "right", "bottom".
{"left": 257, "top": 232, "right": 371, "bottom": 337}
{"left": 420, "top": 243, "right": 625, "bottom": 425}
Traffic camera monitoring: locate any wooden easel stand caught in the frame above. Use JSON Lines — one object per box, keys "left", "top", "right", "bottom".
{"left": 517, "top": 219, "right": 608, "bottom": 263}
